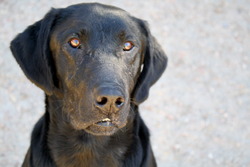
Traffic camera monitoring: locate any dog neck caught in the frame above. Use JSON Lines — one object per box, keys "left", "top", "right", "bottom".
{"left": 44, "top": 94, "right": 136, "bottom": 167}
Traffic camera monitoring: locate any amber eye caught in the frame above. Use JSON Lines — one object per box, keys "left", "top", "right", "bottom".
{"left": 69, "top": 38, "right": 81, "bottom": 48}
{"left": 123, "top": 41, "right": 134, "bottom": 51}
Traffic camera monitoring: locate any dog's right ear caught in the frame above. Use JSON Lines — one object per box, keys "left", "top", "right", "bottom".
{"left": 10, "top": 8, "right": 59, "bottom": 95}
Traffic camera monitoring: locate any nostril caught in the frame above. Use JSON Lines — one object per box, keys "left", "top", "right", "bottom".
{"left": 115, "top": 97, "right": 124, "bottom": 108}
{"left": 96, "top": 97, "right": 108, "bottom": 106}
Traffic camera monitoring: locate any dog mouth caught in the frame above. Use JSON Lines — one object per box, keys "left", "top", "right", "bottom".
{"left": 95, "top": 118, "right": 115, "bottom": 127}
{"left": 85, "top": 118, "right": 121, "bottom": 136}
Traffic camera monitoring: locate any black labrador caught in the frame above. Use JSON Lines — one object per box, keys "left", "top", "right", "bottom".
{"left": 10, "top": 3, "right": 167, "bottom": 167}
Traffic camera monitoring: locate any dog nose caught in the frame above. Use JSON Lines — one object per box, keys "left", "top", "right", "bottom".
{"left": 95, "top": 87, "right": 125, "bottom": 112}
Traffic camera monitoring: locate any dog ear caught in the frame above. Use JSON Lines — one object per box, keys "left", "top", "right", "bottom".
{"left": 10, "top": 9, "right": 59, "bottom": 95}
{"left": 133, "top": 20, "right": 168, "bottom": 105}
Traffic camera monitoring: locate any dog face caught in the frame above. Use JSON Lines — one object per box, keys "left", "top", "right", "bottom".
{"left": 10, "top": 3, "right": 167, "bottom": 136}
{"left": 49, "top": 5, "right": 144, "bottom": 135}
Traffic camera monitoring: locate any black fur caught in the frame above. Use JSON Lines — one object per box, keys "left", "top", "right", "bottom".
{"left": 10, "top": 3, "right": 167, "bottom": 167}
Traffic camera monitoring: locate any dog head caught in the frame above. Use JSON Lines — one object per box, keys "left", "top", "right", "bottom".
{"left": 10, "top": 3, "right": 167, "bottom": 136}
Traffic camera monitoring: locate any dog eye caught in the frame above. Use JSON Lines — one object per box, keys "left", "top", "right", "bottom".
{"left": 123, "top": 41, "right": 134, "bottom": 51}
{"left": 69, "top": 38, "right": 81, "bottom": 48}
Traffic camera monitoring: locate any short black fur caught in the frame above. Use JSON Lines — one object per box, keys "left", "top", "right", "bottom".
{"left": 10, "top": 3, "right": 167, "bottom": 167}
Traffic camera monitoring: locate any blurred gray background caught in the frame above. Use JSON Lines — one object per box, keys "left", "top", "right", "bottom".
{"left": 0, "top": 0, "right": 249, "bottom": 166}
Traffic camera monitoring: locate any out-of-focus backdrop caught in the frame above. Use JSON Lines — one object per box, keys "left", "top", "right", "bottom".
{"left": 0, "top": 0, "right": 249, "bottom": 166}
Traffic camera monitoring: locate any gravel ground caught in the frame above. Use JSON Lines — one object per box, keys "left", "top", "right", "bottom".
{"left": 0, "top": 0, "right": 250, "bottom": 167}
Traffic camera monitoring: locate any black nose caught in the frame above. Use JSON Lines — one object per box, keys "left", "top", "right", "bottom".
{"left": 95, "top": 87, "right": 125, "bottom": 112}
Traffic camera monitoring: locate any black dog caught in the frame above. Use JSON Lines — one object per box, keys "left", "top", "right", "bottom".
{"left": 10, "top": 3, "right": 167, "bottom": 167}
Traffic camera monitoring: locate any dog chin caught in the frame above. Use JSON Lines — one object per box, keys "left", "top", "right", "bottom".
{"left": 69, "top": 115, "right": 128, "bottom": 136}
{"left": 84, "top": 121, "right": 127, "bottom": 136}
{"left": 85, "top": 124, "right": 118, "bottom": 136}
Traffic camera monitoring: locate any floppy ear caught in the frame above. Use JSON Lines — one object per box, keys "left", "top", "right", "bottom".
{"left": 10, "top": 9, "right": 59, "bottom": 95}
{"left": 133, "top": 20, "right": 168, "bottom": 105}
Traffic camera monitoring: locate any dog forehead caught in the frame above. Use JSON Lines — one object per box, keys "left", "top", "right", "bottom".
{"left": 53, "top": 3, "right": 138, "bottom": 36}
{"left": 67, "top": 3, "right": 129, "bottom": 20}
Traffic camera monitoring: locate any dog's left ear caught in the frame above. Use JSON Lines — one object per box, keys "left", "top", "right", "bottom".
{"left": 133, "top": 20, "right": 168, "bottom": 105}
